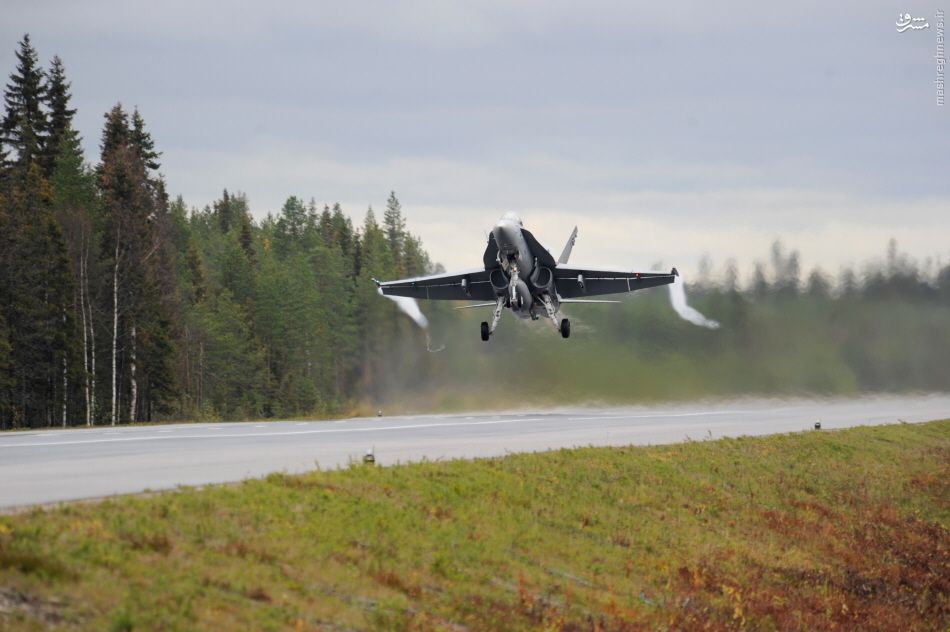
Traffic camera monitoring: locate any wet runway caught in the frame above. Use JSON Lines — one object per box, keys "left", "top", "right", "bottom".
{"left": 2, "top": 395, "right": 948, "bottom": 508}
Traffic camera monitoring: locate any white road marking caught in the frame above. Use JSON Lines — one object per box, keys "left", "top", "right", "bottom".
{"left": 568, "top": 411, "right": 746, "bottom": 421}
{"left": 0, "top": 418, "right": 549, "bottom": 448}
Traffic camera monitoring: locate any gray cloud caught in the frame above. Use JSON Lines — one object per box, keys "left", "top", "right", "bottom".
{"left": 3, "top": 0, "right": 947, "bottom": 276}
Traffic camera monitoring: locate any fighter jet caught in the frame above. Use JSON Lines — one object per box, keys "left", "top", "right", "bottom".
{"left": 374, "top": 212, "right": 678, "bottom": 340}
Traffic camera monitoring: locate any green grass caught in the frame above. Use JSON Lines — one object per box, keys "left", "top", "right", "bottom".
{"left": 2, "top": 420, "right": 950, "bottom": 631}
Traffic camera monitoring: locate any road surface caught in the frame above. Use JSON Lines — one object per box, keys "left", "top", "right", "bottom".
{"left": 2, "top": 395, "right": 948, "bottom": 509}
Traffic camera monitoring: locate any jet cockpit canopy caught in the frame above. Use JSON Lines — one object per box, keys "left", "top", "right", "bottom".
{"left": 500, "top": 211, "right": 523, "bottom": 227}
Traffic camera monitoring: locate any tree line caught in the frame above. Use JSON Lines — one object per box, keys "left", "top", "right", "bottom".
{"left": 415, "top": 241, "right": 950, "bottom": 411}
{"left": 3, "top": 35, "right": 948, "bottom": 428}
{"left": 0, "top": 35, "right": 434, "bottom": 428}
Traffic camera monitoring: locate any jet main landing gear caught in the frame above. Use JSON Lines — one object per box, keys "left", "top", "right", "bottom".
{"left": 480, "top": 295, "right": 506, "bottom": 342}
{"left": 560, "top": 318, "right": 571, "bottom": 339}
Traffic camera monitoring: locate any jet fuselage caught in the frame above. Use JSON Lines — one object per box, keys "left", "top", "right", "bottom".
{"left": 491, "top": 213, "right": 554, "bottom": 320}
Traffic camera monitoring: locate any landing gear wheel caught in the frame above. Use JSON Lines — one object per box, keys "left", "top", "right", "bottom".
{"left": 560, "top": 318, "right": 571, "bottom": 339}
{"left": 481, "top": 321, "right": 490, "bottom": 341}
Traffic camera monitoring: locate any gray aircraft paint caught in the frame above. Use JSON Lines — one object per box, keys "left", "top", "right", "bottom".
{"left": 375, "top": 213, "right": 678, "bottom": 339}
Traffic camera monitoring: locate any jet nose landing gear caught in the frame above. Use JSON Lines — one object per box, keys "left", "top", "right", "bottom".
{"left": 481, "top": 322, "right": 490, "bottom": 341}
{"left": 560, "top": 318, "right": 571, "bottom": 339}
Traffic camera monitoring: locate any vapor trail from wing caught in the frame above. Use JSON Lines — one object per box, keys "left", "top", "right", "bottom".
{"left": 378, "top": 288, "right": 444, "bottom": 351}
{"left": 378, "top": 288, "right": 428, "bottom": 328}
{"left": 668, "top": 276, "right": 720, "bottom": 329}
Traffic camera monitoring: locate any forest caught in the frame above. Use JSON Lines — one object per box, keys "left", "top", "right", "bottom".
{"left": 1, "top": 35, "right": 949, "bottom": 429}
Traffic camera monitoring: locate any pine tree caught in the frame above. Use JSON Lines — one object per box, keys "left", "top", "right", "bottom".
{"left": 239, "top": 211, "right": 256, "bottom": 262}
{"left": 43, "top": 55, "right": 76, "bottom": 178}
{"left": 0, "top": 192, "right": 14, "bottom": 427}
{"left": 303, "top": 198, "right": 322, "bottom": 253}
{"left": 218, "top": 232, "right": 256, "bottom": 307}
{"left": 252, "top": 247, "right": 321, "bottom": 416}
{"left": 132, "top": 266, "right": 179, "bottom": 422}
{"left": 99, "top": 105, "right": 130, "bottom": 166}
{"left": 383, "top": 191, "right": 406, "bottom": 275}
{"left": 167, "top": 194, "right": 192, "bottom": 254}
{"left": 403, "top": 233, "right": 431, "bottom": 277}
{"left": 0, "top": 144, "right": 11, "bottom": 181}
{"left": 355, "top": 206, "right": 396, "bottom": 399}
{"left": 0, "top": 306, "right": 12, "bottom": 426}
{"left": 98, "top": 105, "right": 178, "bottom": 424}
{"left": 274, "top": 196, "right": 307, "bottom": 255}
{"left": 310, "top": 239, "right": 357, "bottom": 401}
{"left": 214, "top": 189, "right": 234, "bottom": 233}
{"left": 50, "top": 126, "right": 96, "bottom": 211}
{"left": 185, "top": 236, "right": 207, "bottom": 304}
{"left": 318, "top": 204, "right": 333, "bottom": 248}
{"left": 0, "top": 173, "right": 12, "bottom": 430}
{"left": 330, "top": 203, "right": 356, "bottom": 275}
{"left": 0, "top": 162, "right": 80, "bottom": 427}
{"left": 1, "top": 35, "right": 50, "bottom": 179}
{"left": 195, "top": 289, "right": 266, "bottom": 419}
{"left": 130, "top": 107, "right": 161, "bottom": 172}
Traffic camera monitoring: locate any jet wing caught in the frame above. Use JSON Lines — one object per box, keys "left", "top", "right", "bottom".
{"left": 553, "top": 265, "right": 677, "bottom": 299}
{"left": 376, "top": 268, "right": 496, "bottom": 301}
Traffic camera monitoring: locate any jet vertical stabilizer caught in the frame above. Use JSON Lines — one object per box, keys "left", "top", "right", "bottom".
{"left": 558, "top": 227, "right": 578, "bottom": 265}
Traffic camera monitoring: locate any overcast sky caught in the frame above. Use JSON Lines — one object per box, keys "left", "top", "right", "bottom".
{"left": 3, "top": 0, "right": 948, "bottom": 281}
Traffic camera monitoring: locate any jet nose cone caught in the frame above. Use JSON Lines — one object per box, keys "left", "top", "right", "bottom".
{"left": 493, "top": 220, "right": 519, "bottom": 253}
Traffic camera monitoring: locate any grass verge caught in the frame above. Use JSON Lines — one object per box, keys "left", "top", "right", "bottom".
{"left": 2, "top": 420, "right": 949, "bottom": 631}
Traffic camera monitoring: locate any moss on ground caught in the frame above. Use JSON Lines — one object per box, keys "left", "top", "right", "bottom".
{"left": 2, "top": 419, "right": 950, "bottom": 631}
